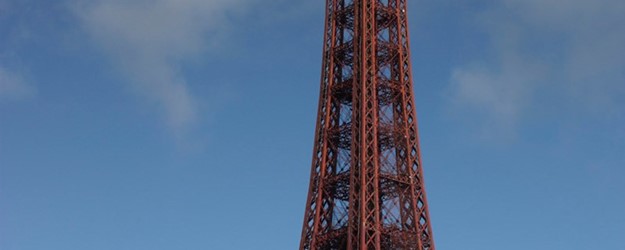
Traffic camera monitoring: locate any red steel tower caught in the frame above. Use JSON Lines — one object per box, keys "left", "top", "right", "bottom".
{"left": 300, "top": 0, "right": 435, "bottom": 249}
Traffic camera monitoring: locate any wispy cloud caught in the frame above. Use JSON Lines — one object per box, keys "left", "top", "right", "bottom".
{"left": 0, "top": 1, "right": 8, "bottom": 15}
{"left": 449, "top": 49, "right": 545, "bottom": 138}
{"left": 73, "top": 0, "right": 253, "bottom": 136}
{"left": 0, "top": 2, "right": 35, "bottom": 102}
{"left": 449, "top": 0, "right": 625, "bottom": 137}
{"left": 0, "top": 66, "right": 35, "bottom": 101}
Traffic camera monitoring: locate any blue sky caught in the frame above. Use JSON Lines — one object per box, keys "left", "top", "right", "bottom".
{"left": 1, "top": 0, "right": 624, "bottom": 249}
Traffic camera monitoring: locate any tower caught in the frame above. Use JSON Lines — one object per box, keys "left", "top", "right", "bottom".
{"left": 299, "top": 0, "right": 435, "bottom": 249}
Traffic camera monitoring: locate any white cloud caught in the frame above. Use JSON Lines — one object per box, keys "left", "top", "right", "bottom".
{"left": 449, "top": 0, "right": 625, "bottom": 135}
{"left": 0, "top": 66, "right": 35, "bottom": 100}
{"left": 0, "top": 1, "right": 8, "bottom": 14}
{"left": 73, "top": 0, "right": 253, "bottom": 135}
{"left": 450, "top": 61, "right": 541, "bottom": 137}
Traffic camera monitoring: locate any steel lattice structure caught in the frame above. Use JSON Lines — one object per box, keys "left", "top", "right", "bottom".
{"left": 300, "top": 0, "right": 435, "bottom": 249}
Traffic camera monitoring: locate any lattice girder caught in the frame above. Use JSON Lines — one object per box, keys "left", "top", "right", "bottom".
{"left": 300, "top": 1, "right": 435, "bottom": 249}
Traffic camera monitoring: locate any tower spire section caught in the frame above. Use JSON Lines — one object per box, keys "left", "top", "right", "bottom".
{"left": 300, "top": 0, "right": 435, "bottom": 249}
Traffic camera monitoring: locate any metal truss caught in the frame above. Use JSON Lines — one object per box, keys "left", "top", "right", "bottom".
{"left": 300, "top": 0, "right": 435, "bottom": 249}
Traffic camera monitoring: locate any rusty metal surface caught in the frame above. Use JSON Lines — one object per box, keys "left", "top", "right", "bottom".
{"left": 300, "top": 1, "right": 435, "bottom": 249}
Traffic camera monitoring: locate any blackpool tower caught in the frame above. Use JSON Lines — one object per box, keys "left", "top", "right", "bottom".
{"left": 299, "top": 0, "right": 435, "bottom": 249}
